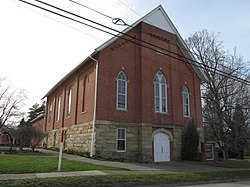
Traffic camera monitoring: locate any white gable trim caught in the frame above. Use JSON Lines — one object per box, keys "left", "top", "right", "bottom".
{"left": 44, "top": 5, "right": 208, "bottom": 99}
{"left": 95, "top": 5, "right": 207, "bottom": 82}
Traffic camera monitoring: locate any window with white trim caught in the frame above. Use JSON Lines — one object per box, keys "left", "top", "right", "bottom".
{"left": 116, "top": 71, "right": 127, "bottom": 110}
{"left": 154, "top": 71, "right": 167, "bottom": 113}
{"left": 117, "top": 128, "right": 126, "bottom": 152}
{"left": 67, "top": 87, "right": 72, "bottom": 117}
{"left": 182, "top": 86, "right": 190, "bottom": 117}
{"left": 48, "top": 102, "right": 52, "bottom": 123}
{"left": 56, "top": 95, "right": 61, "bottom": 121}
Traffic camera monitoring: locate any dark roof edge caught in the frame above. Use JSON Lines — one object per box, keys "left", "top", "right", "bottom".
{"left": 30, "top": 113, "right": 45, "bottom": 123}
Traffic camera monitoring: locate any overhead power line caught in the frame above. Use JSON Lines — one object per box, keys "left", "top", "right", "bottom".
{"left": 17, "top": 0, "right": 250, "bottom": 85}
{"left": 11, "top": 0, "right": 104, "bottom": 42}
{"left": 69, "top": 0, "right": 128, "bottom": 26}
{"left": 69, "top": 0, "right": 249, "bottom": 82}
{"left": 117, "top": 0, "right": 142, "bottom": 17}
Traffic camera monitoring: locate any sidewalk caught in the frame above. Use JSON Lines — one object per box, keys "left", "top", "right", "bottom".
{"left": 0, "top": 170, "right": 108, "bottom": 181}
{"left": 38, "top": 149, "right": 246, "bottom": 173}
{"left": 0, "top": 149, "right": 248, "bottom": 181}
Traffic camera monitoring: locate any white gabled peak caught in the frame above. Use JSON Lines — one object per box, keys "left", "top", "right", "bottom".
{"left": 96, "top": 5, "right": 208, "bottom": 82}
{"left": 141, "top": 5, "right": 175, "bottom": 34}
{"left": 96, "top": 5, "right": 178, "bottom": 52}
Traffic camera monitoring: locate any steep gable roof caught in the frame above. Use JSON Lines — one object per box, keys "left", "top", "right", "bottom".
{"left": 96, "top": 5, "right": 207, "bottom": 81}
{"left": 44, "top": 5, "right": 207, "bottom": 98}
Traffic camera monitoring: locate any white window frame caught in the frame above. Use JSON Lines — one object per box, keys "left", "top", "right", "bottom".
{"left": 56, "top": 95, "right": 61, "bottom": 121}
{"left": 116, "top": 71, "right": 127, "bottom": 110}
{"left": 154, "top": 71, "right": 168, "bottom": 113}
{"left": 67, "top": 87, "right": 72, "bottom": 117}
{"left": 205, "top": 144, "right": 214, "bottom": 161}
{"left": 48, "top": 102, "right": 52, "bottom": 123}
{"left": 182, "top": 86, "right": 190, "bottom": 117}
{"left": 116, "top": 128, "right": 126, "bottom": 152}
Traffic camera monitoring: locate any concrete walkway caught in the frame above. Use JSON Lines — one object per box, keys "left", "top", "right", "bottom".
{"left": 0, "top": 149, "right": 249, "bottom": 181}
{"left": 38, "top": 149, "right": 248, "bottom": 173}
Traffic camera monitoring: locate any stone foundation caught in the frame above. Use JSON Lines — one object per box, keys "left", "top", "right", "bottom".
{"left": 46, "top": 122, "right": 93, "bottom": 153}
{"left": 173, "top": 126, "right": 182, "bottom": 160}
{"left": 45, "top": 120, "right": 204, "bottom": 162}
{"left": 94, "top": 121, "right": 152, "bottom": 162}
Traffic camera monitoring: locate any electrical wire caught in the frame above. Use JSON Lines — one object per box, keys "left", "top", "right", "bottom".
{"left": 19, "top": 0, "right": 250, "bottom": 85}
{"left": 11, "top": 0, "right": 104, "bottom": 42}
{"left": 17, "top": 0, "right": 250, "bottom": 85}
{"left": 68, "top": 0, "right": 250, "bottom": 82}
{"left": 15, "top": 0, "right": 215, "bottom": 74}
{"left": 69, "top": 0, "right": 128, "bottom": 26}
{"left": 117, "top": 0, "right": 141, "bottom": 17}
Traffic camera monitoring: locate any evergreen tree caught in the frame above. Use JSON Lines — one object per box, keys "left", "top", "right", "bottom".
{"left": 182, "top": 119, "right": 200, "bottom": 160}
{"left": 27, "top": 102, "right": 45, "bottom": 122}
{"left": 229, "top": 104, "right": 248, "bottom": 159}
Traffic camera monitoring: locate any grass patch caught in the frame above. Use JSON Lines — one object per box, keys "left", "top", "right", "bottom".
{"left": 0, "top": 170, "right": 250, "bottom": 187}
{"left": 0, "top": 155, "right": 124, "bottom": 174}
{"left": 0, "top": 147, "right": 17, "bottom": 151}
{"left": 207, "top": 159, "right": 250, "bottom": 168}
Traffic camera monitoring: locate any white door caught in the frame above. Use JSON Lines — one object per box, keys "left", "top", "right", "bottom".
{"left": 154, "top": 133, "right": 170, "bottom": 162}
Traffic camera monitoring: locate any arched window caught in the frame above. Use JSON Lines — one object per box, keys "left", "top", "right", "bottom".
{"left": 66, "top": 87, "right": 72, "bottom": 117}
{"left": 82, "top": 75, "right": 88, "bottom": 112}
{"left": 116, "top": 71, "right": 127, "bottom": 110}
{"left": 154, "top": 71, "right": 167, "bottom": 113}
{"left": 56, "top": 95, "right": 61, "bottom": 121}
{"left": 182, "top": 86, "right": 190, "bottom": 117}
{"left": 48, "top": 102, "right": 52, "bottom": 123}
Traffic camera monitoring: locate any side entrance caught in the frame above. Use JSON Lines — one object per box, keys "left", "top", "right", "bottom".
{"left": 154, "top": 132, "right": 170, "bottom": 162}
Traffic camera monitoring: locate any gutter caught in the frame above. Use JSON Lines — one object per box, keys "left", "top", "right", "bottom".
{"left": 89, "top": 55, "right": 99, "bottom": 157}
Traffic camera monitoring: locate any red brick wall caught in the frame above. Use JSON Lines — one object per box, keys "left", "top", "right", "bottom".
{"left": 96, "top": 29, "right": 139, "bottom": 122}
{"left": 45, "top": 60, "right": 96, "bottom": 131}
{"left": 32, "top": 116, "right": 45, "bottom": 132}
{"left": 96, "top": 22, "right": 202, "bottom": 127}
{"left": 45, "top": 22, "right": 203, "bottom": 131}
{"left": 76, "top": 63, "right": 96, "bottom": 124}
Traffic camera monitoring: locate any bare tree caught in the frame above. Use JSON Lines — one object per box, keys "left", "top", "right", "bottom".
{"left": 0, "top": 77, "right": 26, "bottom": 129}
{"left": 17, "top": 118, "right": 32, "bottom": 150}
{"left": 30, "top": 126, "right": 46, "bottom": 152}
{"left": 17, "top": 118, "right": 46, "bottom": 151}
{"left": 185, "top": 30, "right": 250, "bottom": 159}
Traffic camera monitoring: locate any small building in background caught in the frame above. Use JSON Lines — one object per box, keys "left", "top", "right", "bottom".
{"left": 31, "top": 114, "right": 45, "bottom": 132}
{"left": 0, "top": 132, "right": 11, "bottom": 145}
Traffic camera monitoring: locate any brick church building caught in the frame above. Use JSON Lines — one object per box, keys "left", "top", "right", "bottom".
{"left": 43, "top": 5, "right": 207, "bottom": 162}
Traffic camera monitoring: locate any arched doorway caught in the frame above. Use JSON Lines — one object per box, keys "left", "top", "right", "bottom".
{"left": 154, "top": 132, "right": 170, "bottom": 162}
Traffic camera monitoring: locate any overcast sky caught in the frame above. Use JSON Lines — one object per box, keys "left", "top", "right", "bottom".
{"left": 0, "top": 0, "right": 249, "bottom": 113}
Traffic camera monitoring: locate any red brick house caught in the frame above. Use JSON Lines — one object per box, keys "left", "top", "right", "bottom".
{"left": 44, "top": 5, "right": 207, "bottom": 162}
{"left": 31, "top": 114, "right": 45, "bottom": 133}
{"left": 31, "top": 114, "right": 45, "bottom": 147}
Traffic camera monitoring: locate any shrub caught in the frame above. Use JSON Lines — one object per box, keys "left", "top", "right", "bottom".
{"left": 182, "top": 119, "right": 200, "bottom": 160}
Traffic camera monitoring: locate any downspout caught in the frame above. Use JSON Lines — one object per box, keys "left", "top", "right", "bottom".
{"left": 89, "top": 55, "right": 98, "bottom": 157}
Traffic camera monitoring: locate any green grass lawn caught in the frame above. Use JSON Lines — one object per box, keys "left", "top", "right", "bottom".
{"left": 0, "top": 170, "right": 250, "bottom": 187}
{"left": 0, "top": 155, "right": 124, "bottom": 174}
{"left": 0, "top": 147, "right": 17, "bottom": 151}
{"left": 207, "top": 158, "right": 250, "bottom": 168}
